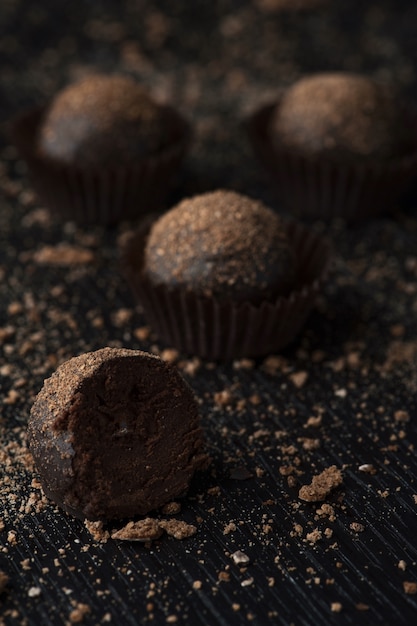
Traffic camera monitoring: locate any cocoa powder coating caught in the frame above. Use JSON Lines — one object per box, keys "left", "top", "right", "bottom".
{"left": 270, "top": 73, "right": 414, "bottom": 164}
{"left": 38, "top": 74, "right": 186, "bottom": 167}
{"left": 143, "top": 189, "right": 297, "bottom": 303}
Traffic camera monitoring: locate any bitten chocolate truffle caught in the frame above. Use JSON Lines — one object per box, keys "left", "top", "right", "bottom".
{"left": 28, "top": 348, "right": 207, "bottom": 521}
{"left": 38, "top": 74, "right": 187, "bottom": 167}
{"left": 269, "top": 73, "right": 413, "bottom": 164}
{"left": 143, "top": 190, "right": 297, "bottom": 304}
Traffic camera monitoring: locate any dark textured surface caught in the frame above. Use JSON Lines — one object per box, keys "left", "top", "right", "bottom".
{"left": 1, "top": 1, "right": 417, "bottom": 625}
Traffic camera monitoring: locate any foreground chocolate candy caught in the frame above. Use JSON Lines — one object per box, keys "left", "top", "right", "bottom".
{"left": 28, "top": 348, "right": 207, "bottom": 521}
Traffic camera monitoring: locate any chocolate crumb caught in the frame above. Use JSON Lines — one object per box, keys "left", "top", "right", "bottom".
{"left": 158, "top": 519, "right": 197, "bottom": 540}
{"left": 32, "top": 244, "right": 95, "bottom": 266}
{"left": 83, "top": 520, "right": 110, "bottom": 543}
{"left": 160, "top": 502, "right": 181, "bottom": 515}
{"left": 69, "top": 603, "right": 91, "bottom": 623}
{"left": 403, "top": 581, "right": 417, "bottom": 595}
{"left": 306, "top": 529, "right": 322, "bottom": 544}
{"left": 223, "top": 522, "right": 237, "bottom": 534}
{"left": 289, "top": 371, "right": 308, "bottom": 388}
{"left": 231, "top": 550, "right": 250, "bottom": 565}
{"left": 299, "top": 466, "right": 343, "bottom": 502}
{"left": 394, "top": 410, "right": 410, "bottom": 423}
{"left": 111, "top": 519, "right": 163, "bottom": 542}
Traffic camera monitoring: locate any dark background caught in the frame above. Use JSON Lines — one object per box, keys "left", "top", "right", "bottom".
{"left": 1, "top": 1, "right": 417, "bottom": 624}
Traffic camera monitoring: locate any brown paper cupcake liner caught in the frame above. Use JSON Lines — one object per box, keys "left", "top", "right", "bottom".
{"left": 120, "top": 219, "right": 332, "bottom": 360}
{"left": 12, "top": 106, "right": 191, "bottom": 226}
{"left": 246, "top": 103, "right": 417, "bottom": 222}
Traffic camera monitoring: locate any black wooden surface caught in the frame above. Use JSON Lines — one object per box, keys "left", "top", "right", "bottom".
{"left": 1, "top": 1, "right": 417, "bottom": 624}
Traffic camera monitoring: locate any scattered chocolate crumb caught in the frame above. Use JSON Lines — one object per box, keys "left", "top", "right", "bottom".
{"left": 84, "top": 520, "right": 110, "bottom": 543}
{"left": 398, "top": 560, "right": 407, "bottom": 571}
{"left": 330, "top": 602, "right": 343, "bottom": 613}
{"left": 403, "top": 581, "right": 417, "bottom": 595}
{"left": 356, "top": 603, "right": 370, "bottom": 611}
{"left": 350, "top": 522, "right": 365, "bottom": 533}
{"left": 298, "top": 437, "right": 320, "bottom": 451}
{"left": 160, "top": 502, "right": 181, "bottom": 515}
{"left": 28, "top": 586, "right": 41, "bottom": 597}
{"left": 289, "top": 371, "right": 308, "bottom": 388}
{"left": 306, "top": 415, "right": 322, "bottom": 428}
{"left": 214, "top": 389, "right": 235, "bottom": 408}
{"left": 262, "top": 355, "right": 289, "bottom": 375}
{"left": 7, "top": 531, "right": 17, "bottom": 545}
{"left": 316, "top": 503, "right": 335, "bottom": 520}
{"left": 223, "top": 522, "right": 237, "bottom": 534}
{"left": 231, "top": 551, "right": 250, "bottom": 565}
{"left": 158, "top": 519, "right": 197, "bottom": 540}
{"left": 299, "top": 466, "right": 343, "bottom": 502}
{"left": 111, "top": 519, "right": 163, "bottom": 542}
{"left": 134, "top": 326, "right": 151, "bottom": 342}
{"left": 69, "top": 603, "right": 91, "bottom": 623}
{"left": 160, "top": 348, "right": 179, "bottom": 364}
{"left": 394, "top": 410, "right": 410, "bottom": 423}
{"left": 31, "top": 244, "right": 95, "bottom": 266}
{"left": 306, "top": 529, "right": 322, "bottom": 544}
{"left": 111, "top": 308, "right": 133, "bottom": 327}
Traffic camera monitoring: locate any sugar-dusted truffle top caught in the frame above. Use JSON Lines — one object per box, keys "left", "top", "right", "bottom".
{"left": 269, "top": 73, "right": 413, "bottom": 164}
{"left": 38, "top": 74, "right": 187, "bottom": 167}
{"left": 144, "top": 190, "right": 296, "bottom": 303}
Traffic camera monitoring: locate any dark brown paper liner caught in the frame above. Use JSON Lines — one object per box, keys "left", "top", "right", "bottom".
{"left": 12, "top": 106, "right": 191, "bottom": 226}
{"left": 246, "top": 103, "right": 417, "bottom": 222}
{"left": 121, "top": 219, "right": 332, "bottom": 360}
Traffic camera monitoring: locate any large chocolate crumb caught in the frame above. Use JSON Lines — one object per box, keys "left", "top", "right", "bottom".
{"left": 298, "top": 466, "right": 343, "bottom": 502}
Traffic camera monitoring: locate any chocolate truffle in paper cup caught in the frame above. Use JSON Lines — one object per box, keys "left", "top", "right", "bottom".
{"left": 12, "top": 74, "right": 190, "bottom": 225}
{"left": 246, "top": 73, "right": 417, "bottom": 222}
{"left": 121, "top": 190, "right": 332, "bottom": 360}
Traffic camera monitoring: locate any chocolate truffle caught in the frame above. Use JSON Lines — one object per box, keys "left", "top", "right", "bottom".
{"left": 269, "top": 73, "right": 413, "bottom": 164}
{"left": 38, "top": 74, "right": 187, "bottom": 167}
{"left": 143, "top": 190, "right": 297, "bottom": 304}
{"left": 28, "top": 348, "right": 207, "bottom": 521}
